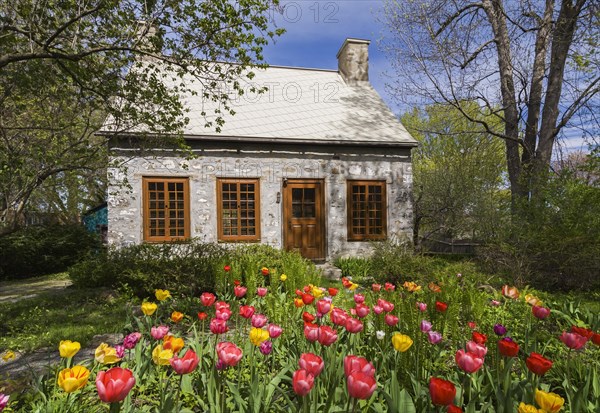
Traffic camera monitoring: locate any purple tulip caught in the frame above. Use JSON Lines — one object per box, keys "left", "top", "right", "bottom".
{"left": 259, "top": 340, "right": 273, "bottom": 355}
{"left": 494, "top": 324, "right": 507, "bottom": 336}
{"left": 420, "top": 320, "right": 432, "bottom": 333}
{"left": 115, "top": 345, "right": 125, "bottom": 358}
{"left": 427, "top": 331, "right": 443, "bottom": 344}
{"left": 123, "top": 332, "right": 142, "bottom": 350}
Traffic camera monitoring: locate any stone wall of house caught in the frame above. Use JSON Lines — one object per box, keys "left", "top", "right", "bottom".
{"left": 108, "top": 144, "right": 413, "bottom": 260}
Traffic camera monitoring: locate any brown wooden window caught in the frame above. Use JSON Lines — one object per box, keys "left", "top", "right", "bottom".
{"left": 217, "top": 178, "right": 260, "bottom": 242}
{"left": 347, "top": 180, "right": 387, "bottom": 241}
{"left": 143, "top": 177, "right": 190, "bottom": 242}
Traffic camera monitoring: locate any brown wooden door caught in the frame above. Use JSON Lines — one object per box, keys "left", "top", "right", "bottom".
{"left": 283, "top": 180, "right": 325, "bottom": 260}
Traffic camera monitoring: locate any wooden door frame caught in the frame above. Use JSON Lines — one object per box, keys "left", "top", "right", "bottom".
{"left": 282, "top": 178, "right": 326, "bottom": 261}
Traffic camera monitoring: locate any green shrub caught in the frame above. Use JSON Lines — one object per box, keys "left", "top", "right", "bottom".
{"left": 332, "top": 257, "right": 372, "bottom": 281}
{"left": 0, "top": 224, "right": 101, "bottom": 280}
{"left": 69, "top": 241, "right": 227, "bottom": 297}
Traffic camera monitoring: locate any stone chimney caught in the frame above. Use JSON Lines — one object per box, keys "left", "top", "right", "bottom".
{"left": 336, "top": 38, "right": 370, "bottom": 84}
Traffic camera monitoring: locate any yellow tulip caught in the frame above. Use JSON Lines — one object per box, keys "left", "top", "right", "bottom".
{"left": 280, "top": 274, "right": 287, "bottom": 282}
{"left": 1, "top": 350, "right": 16, "bottom": 362}
{"left": 535, "top": 389, "right": 564, "bottom": 413}
{"left": 141, "top": 301, "right": 158, "bottom": 316}
{"left": 391, "top": 333, "right": 413, "bottom": 352}
{"left": 155, "top": 289, "right": 171, "bottom": 301}
{"left": 163, "top": 335, "right": 185, "bottom": 354}
{"left": 402, "top": 281, "right": 422, "bottom": 292}
{"left": 311, "top": 285, "right": 324, "bottom": 298}
{"left": 57, "top": 365, "right": 90, "bottom": 393}
{"left": 249, "top": 328, "right": 270, "bottom": 346}
{"left": 525, "top": 294, "right": 542, "bottom": 306}
{"left": 518, "top": 402, "right": 542, "bottom": 413}
{"left": 348, "top": 282, "right": 358, "bottom": 291}
{"left": 94, "top": 343, "right": 121, "bottom": 364}
{"left": 58, "top": 340, "right": 81, "bottom": 358}
{"left": 152, "top": 345, "right": 174, "bottom": 365}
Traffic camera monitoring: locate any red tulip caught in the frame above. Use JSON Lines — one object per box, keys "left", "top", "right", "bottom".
{"left": 355, "top": 304, "right": 370, "bottom": 318}
{"left": 447, "top": 405, "right": 463, "bottom": 413}
{"left": 209, "top": 318, "right": 228, "bottom": 335}
{"left": 344, "top": 355, "right": 375, "bottom": 377}
{"left": 384, "top": 314, "right": 399, "bottom": 326}
{"left": 455, "top": 350, "right": 484, "bottom": 373}
{"left": 330, "top": 308, "right": 349, "bottom": 326}
{"left": 532, "top": 305, "right": 550, "bottom": 319}
{"left": 497, "top": 338, "right": 519, "bottom": 357}
{"left": 251, "top": 314, "right": 268, "bottom": 328}
{"left": 377, "top": 299, "right": 394, "bottom": 312}
{"left": 525, "top": 352, "right": 552, "bottom": 376}
{"left": 224, "top": 265, "right": 231, "bottom": 272}
{"left": 215, "top": 301, "right": 230, "bottom": 311}
{"left": 170, "top": 349, "right": 199, "bottom": 375}
{"left": 467, "top": 322, "right": 477, "bottom": 330}
{"left": 216, "top": 342, "right": 242, "bottom": 367}
{"left": 200, "top": 292, "right": 216, "bottom": 307}
{"left": 466, "top": 341, "right": 488, "bottom": 358}
{"left": 592, "top": 333, "right": 600, "bottom": 346}
{"left": 304, "top": 323, "right": 319, "bottom": 342}
{"left": 292, "top": 369, "right": 314, "bottom": 396}
{"left": 436, "top": 301, "right": 448, "bottom": 312}
{"left": 239, "top": 305, "right": 255, "bottom": 319}
{"left": 384, "top": 282, "right": 395, "bottom": 291}
{"left": 570, "top": 326, "right": 594, "bottom": 339}
{"left": 345, "top": 318, "right": 364, "bottom": 334}
{"left": 328, "top": 288, "right": 338, "bottom": 296}
{"left": 353, "top": 294, "right": 365, "bottom": 304}
{"left": 471, "top": 332, "right": 487, "bottom": 345}
{"left": 298, "top": 353, "right": 324, "bottom": 377}
{"left": 318, "top": 325, "right": 338, "bottom": 346}
{"left": 234, "top": 286, "right": 247, "bottom": 298}
{"left": 197, "top": 312, "right": 208, "bottom": 321}
{"left": 429, "top": 377, "right": 456, "bottom": 406}
{"left": 261, "top": 267, "right": 270, "bottom": 276}
{"left": 302, "top": 293, "right": 315, "bottom": 305}
{"left": 233, "top": 280, "right": 241, "bottom": 286}
{"left": 347, "top": 372, "right": 377, "bottom": 399}
{"left": 316, "top": 299, "right": 331, "bottom": 314}
{"left": 96, "top": 367, "right": 135, "bottom": 403}
{"left": 560, "top": 331, "right": 588, "bottom": 350}
{"left": 302, "top": 312, "right": 316, "bottom": 323}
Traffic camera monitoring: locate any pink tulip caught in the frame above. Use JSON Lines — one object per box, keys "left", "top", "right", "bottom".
{"left": 560, "top": 331, "right": 588, "bottom": 350}
{"left": 330, "top": 308, "right": 349, "bottom": 326}
{"left": 384, "top": 314, "right": 399, "bottom": 326}
{"left": 347, "top": 372, "right": 377, "bottom": 399}
{"left": 170, "top": 349, "right": 199, "bottom": 375}
{"left": 372, "top": 284, "right": 381, "bottom": 292}
{"left": 251, "top": 314, "right": 268, "bottom": 328}
{"left": 373, "top": 305, "right": 384, "bottom": 315}
{"left": 123, "top": 332, "right": 142, "bottom": 350}
{"left": 420, "top": 320, "right": 432, "bottom": 332}
{"left": 344, "top": 355, "right": 376, "bottom": 377}
{"left": 151, "top": 325, "right": 169, "bottom": 340}
{"left": 292, "top": 369, "right": 314, "bottom": 396}
{"left": 455, "top": 349, "right": 484, "bottom": 373}
{"left": 316, "top": 299, "right": 331, "bottom": 315}
{"left": 466, "top": 341, "right": 488, "bottom": 358}
{"left": 345, "top": 318, "right": 364, "bottom": 334}
{"left": 267, "top": 323, "right": 283, "bottom": 339}
{"left": 304, "top": 323, "right": 320, "bottom": 342}
{"left": 532, "top": 305, "right": 550, "bottom": 320}
{"left": 317, "top": 325, "right": 338, "bottom": 346}
{"left": 298, "top": 353, "right": 324, "bottom": 377}
{"left": 216, "top": 308, "right": 232, "bottom": 321}
{"left": 355, "top": 304, "right": 370, "bottom": 318}
{"left": 200, "top": 292, "right": 216, "bottom": 306}
{"left": 257, "top": 287, "right": 267, "bottom": 297}
{"left": 259, "top": 340, "right": 273, "bottom": 355}
{"left": 96, "top": 367, "right": 136, "bottom": 403}
{"left": 216, "top": 342, "right": 242, "bottom": 367}
{"left": 215, "top": 301, "right": 230, "bottom": 311}
{"left": 378, "top": 299, "right": 394, "bottom": 312}
{"left": 353, "top": 294, "right": 365, "bottom": 304}
{"left": 416, "top": 302, "right": 427, "bottom": 312}
{"left": 209, "top": 318, "right": 228, "bottom": 335}
{"left": 234, "top": 286, "right": 247, "bottom": 298}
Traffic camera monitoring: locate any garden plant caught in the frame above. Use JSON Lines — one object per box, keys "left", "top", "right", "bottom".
{"left": 1, "top": 259, "right": 599, "bottom": 412}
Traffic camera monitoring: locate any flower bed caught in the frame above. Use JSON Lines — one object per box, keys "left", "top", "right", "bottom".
{"left": 1, "top": 266, "right": 599, "bottom": 412}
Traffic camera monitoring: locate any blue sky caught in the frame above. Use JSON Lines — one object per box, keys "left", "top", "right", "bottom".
{"left": 260, "top": 0, "right": 594, "bottom": 153}
{"left": 262, "top": 1, "right": 397, "bottom": 109}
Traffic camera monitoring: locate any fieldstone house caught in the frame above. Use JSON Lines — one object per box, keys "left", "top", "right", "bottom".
{"left": 103, "top": 38, "right": 417, "bottom": 261}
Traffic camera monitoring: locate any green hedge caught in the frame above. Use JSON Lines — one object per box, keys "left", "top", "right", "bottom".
{"left": 0, "top": 224, "right": 101, "bottom": 280}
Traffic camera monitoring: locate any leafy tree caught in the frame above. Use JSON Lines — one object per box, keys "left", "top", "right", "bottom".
{"left": 401, "top": 102, "right": 507, "bottom": 246}
{"left": 382, "top": 0, "right": 599, "bottom": 207}
{"left": 0, "top": 0, "right": 283, "bottom": 234}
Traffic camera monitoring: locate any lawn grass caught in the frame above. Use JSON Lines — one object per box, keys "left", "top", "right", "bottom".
{"left": 0, "top": 285, "right": 129, "bottom": 353}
